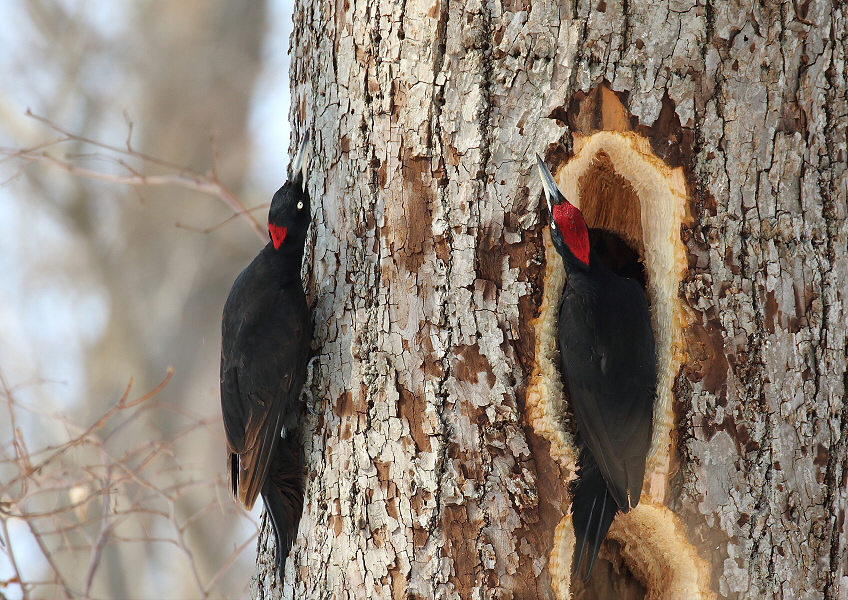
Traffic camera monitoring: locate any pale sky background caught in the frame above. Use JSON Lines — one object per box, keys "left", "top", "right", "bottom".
{"left": 0, "top": 0, "right": 293, "bottom": 398}
{"left": 0, "top": 1, "right": 296, "bottom": 597}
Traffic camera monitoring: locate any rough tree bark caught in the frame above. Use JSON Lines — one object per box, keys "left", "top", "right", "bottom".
{"left": 253, "top": 0, "right": 846, "bottom": 598}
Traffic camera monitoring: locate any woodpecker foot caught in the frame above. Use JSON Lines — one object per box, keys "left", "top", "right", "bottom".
{"left": 302, "top": 356, "right": 323, "bottom": 415}
{"left": 303, "top": 388, "right": 323, "bottom": 415}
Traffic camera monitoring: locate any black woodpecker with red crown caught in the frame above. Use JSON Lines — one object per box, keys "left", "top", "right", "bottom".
{"left": 536, "top": 154, "right": 656, "bottom": 581}
{"left": 220, "top": 133, "right": 313, "bottom": 580}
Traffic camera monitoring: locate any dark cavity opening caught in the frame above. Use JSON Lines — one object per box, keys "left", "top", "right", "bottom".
{"left": 572, "top": 539, "right": 647, "bottom": 600}
{"left": 589, "top": 229, "right": 647, "bottom": 290}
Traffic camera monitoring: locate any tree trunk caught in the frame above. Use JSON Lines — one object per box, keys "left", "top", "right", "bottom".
{"left": 255, "top": 0, "right": 846, "bottom": 598}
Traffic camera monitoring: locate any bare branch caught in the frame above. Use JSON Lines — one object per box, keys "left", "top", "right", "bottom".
{"left": 83, "top": 463, "right": 111, "bottom": 598}
{"left": 0, "top": 112, "right": 266, "bottom": 241}
{"left": 0, "top": 367, "right": 256, "bottom": 599}
{"left": 121, "top": 367, "right": 174, "bottom": 409}
{"left": 176, "top": 203, "right": 270, "bottom": 234}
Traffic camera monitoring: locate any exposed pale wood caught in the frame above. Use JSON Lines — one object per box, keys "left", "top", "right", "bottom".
{"left": 533, "top": 125, "right": 699, "bottom": 599}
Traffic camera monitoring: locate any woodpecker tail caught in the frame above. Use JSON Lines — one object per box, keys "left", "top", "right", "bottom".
{"left": 260, "top": 434, "right": 305, "bottom": 580}
{"left": 571, "top": 445, "right": 619, "bottom": 581}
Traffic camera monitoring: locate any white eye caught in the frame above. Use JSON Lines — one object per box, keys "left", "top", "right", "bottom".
{"left": 297, "top": 201, "right": 304, "bottom": 210}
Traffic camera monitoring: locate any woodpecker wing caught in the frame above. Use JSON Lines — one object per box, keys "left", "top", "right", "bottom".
{"left": 220, "top": 252, "right": 310, "bottom": 510}
{"left": 559, "top": 270, "right": 655, "bottom": 511}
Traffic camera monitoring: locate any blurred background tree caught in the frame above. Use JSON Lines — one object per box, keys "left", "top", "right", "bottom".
{"left": 0, "top": 1, "right": 296, "bottom": 598}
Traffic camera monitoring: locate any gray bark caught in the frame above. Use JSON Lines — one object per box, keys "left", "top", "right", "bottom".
{"left": 255, "top": 0, "right": 847, "bottom": 598}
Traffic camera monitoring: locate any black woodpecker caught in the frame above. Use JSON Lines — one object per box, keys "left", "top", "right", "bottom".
{"left": 220, "top": 134, "right": 313, "bottom": 579}
{"left": 536, "top": 154, "right": 656, "bottom": 581}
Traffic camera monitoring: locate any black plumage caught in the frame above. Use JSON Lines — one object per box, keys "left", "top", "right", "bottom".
{"left": 536, "top": 155, "right": 656, "bottom": 580}
{"left": 220, "top": 135, "right": 312, "bottom": 579}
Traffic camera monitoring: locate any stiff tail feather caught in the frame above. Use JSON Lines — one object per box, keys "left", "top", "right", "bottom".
{"left": 571, "top": 445, "right": 619, "bottom": 581}
{"left": 260, "top": 434, "right": 305, "bottom": 580}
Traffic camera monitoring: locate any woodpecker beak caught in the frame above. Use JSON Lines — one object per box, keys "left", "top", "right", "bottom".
{"left": 536, "top": 153, "right": 562, "bottom": 215}
{"left": 291, "top": 131, "right": 311, "bottom": 190}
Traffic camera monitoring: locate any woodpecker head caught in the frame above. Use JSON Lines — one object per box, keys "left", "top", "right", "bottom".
{"left": 268, "top": 132, "right": 312, "bottom": 250}
{"left": 536, "top": 154, "right": 590, "bottom": 270}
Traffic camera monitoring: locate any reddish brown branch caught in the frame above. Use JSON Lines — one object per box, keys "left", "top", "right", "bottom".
{"left": 0, "top": 366, "right": 256, "bottom": 599}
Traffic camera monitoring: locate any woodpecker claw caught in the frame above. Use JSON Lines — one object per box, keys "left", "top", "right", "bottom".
{"left": 301, "top": 356, "right": 323, "bottom": 415}
{"left": 304, "top": 389, "right": 322, "bottom": 415}
{"left": 306, "top": 354, "right": 319, "bottom": 374}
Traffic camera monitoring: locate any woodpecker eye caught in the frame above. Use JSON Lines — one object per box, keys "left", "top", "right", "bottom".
{"left": 297, "top": 201, "right": 304, "bottom": 210}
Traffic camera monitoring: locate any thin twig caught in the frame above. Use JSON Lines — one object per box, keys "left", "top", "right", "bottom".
{"left": 176, "top": 203, "right": 270, "bottom": 234}
{"left": 121, "top": 367, "right": 174, "bottom": 409}
{"left": 83, "top": 462, "right": 111, "bottom": 598}
{"left": 1, "top": 111, "right": 267, "bottom": 240}
{"left": 203, "top": 531, "right": 258, "bottom": 595}
{"left": 0, "top": 518, "right": 26, "bottom": 600}
{"left": 23, "top": 518, "right": 76, "bottom": 599}
{"left": 0, "top": 357, "right": 256, "bottom": 599}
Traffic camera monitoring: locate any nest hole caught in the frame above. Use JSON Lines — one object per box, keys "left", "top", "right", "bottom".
{"left": 588, "top": 228, "right": 647, "bottom": 290}
{"left": 572, "top": 539, "right": 647, "bottom": 600}
{"left": 536, "top": 128, "right": 707, "bottom": 599}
